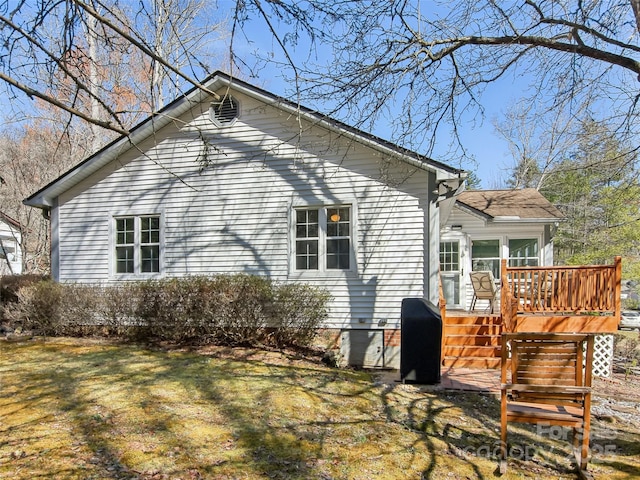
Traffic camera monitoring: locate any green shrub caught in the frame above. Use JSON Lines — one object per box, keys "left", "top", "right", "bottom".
{"left": 5, "top": 275, "right": 330, "bottom": 349}
{"left": 624, "top": 300, "right": 640, "bottom": 311}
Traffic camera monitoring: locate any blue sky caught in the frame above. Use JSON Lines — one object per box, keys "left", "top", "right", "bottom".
{"left": 227, "top": 10, "right": 518, "bottom": 189}
{"left": 0, "top": 0, "right": 517, "bottom": 189}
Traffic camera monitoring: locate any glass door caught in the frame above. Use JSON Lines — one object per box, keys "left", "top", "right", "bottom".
{"left": 440, "top": 240, "right": 463, "bottom": 309}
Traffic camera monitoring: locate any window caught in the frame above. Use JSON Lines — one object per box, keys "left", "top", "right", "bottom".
{"left": 296, "top": 209, "right": 319, "bottom": 270}
{"left": 439, "top": 241, "right": 460, "bottom": 272}
{"left": 326, "top": 207, "right": 351, "bottom": 269}
{"left": 471, "top": 239, "right": 500, "bottom": 278}
{"left": 210, "top": 95, "right": 239, "bottom": 126}
{"left": 114, "top": 215, "right": 160, "bottom": 275}
{"left": 0, "top": 243, "right": 15, "bottom": 260}
{"left": 509, "top": 238, "right": 539, "bottom": 267}
{"left": 295, "top": 206, "right": 352, "bottom": 271}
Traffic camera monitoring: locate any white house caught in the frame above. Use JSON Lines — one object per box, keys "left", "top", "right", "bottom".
{"left": 441, "top": 189, "right": 564, "bottom": 311}
{"left": 24, "top": 72, "right": 466, "bottom": 368}
{"left": 0, "top": 212, "right": 22, "bottom": 275}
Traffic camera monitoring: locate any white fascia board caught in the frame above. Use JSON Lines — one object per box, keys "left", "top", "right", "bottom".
{"left": 453, "top": 204, "right": 560, "bottom": 225}
{"left": 454, "top": 203, "right": 491, "bottom": 222}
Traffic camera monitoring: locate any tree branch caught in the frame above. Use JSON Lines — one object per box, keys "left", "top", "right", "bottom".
{"left": 0, "top": 13, "right": 128, "bottom": 132}
{"left": 73, "top": 0, "right": 220, "bottom": 101}
{"left": 533, "top": 15, "right": 640, "bottom": 54}
{"left": 631, "top": 0, "right": 640, "bottom": 33}
{"left": 0, "top": 70, "right": 130, "bottom": 135}
{"left": 423, "top": 35, "right": 640, "bottom": 76}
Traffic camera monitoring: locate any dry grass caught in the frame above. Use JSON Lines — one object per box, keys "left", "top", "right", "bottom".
{"left": 1, "top": 338, "right": 639, "bottom": 480}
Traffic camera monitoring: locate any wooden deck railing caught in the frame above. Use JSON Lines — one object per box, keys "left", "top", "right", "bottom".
{"left": 500, "top": 256, "right": 621, "bottom": 333}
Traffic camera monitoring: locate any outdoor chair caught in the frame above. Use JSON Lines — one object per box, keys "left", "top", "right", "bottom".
{"left": 500, "top": 332, "right": 594, "bottom": 478}
{"left": 469, "top": 270, "right": 498, "bottom": 313}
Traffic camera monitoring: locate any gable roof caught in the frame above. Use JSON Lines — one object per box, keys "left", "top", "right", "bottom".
{"left": 456, "top": 188, "right": 564, "bottom": 222}
{"left": 24, "top": 71, "right": 464, "bottom": 210}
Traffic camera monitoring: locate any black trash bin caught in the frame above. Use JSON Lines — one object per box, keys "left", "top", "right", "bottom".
{"left": 400, "top": 297, "right": 442, "bottom": 384}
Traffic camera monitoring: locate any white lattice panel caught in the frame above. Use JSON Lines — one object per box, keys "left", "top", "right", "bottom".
{"left": 592, "top": 334, "right": 614, "bottom": 378}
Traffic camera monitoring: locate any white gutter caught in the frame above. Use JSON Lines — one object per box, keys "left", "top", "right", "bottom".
{"left": 492, "top": 216, "right": 563, "bottom": 224}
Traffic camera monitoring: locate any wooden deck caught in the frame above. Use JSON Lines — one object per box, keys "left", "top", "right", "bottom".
{"left": 440, "top": 257, "right": 621, "bottom": 369}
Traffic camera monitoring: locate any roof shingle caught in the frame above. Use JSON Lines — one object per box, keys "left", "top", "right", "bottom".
{"left": 457, "top": 188, "right": 564, "bottom": 220}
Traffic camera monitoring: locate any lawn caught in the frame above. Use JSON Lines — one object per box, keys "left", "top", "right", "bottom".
{"left": 1, "top": 338, "right": 639, "bottom": 480}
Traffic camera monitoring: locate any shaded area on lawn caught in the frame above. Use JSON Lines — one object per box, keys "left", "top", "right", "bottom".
{"left": 1, "top": 338, "right": 639, "bottom": 479}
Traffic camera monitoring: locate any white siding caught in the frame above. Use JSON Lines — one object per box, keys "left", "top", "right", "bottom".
{"left": 55, "top": 90, "right": 432, "bottom": 330}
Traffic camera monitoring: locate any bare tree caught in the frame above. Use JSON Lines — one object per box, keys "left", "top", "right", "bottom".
{"left": 2, "top": 1, "right": 639, "bottom": 146}
{"left": 2, "top": 0, "right": 638, "bottom": 275}
{"left": 0, "top": 123, "right": 79, "bottom": 273}
{"left": 1, "top": 0, "right": 229, "bottom": 270}
{"left": 1, "top": 0, "right": 228, "bottom": 136}
{"left": 493, "top": 103, "right": 590, "bottom": 190}
{"left": 266, "top": 0, "right": 640, "bottom": 166}
{"left": 132, "top": 0, "right": 229, "bottom": 110}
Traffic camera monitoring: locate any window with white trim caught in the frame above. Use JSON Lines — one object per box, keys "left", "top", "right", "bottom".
{"left": 295, "top": 206, "right": 352, "bottom": 271}
{"left": 471, "top": 239, "right": 501, "bottom": 278}
{"left": 508, "top": 238, "right": 539, "bottom": 267}
{"left": 114, "top": 215, "right": 161, "bottom": 274}
{"left": 439, "top": 241, "right": 460, "bottom": 272}
{"left": 0, "top": 243, "right": 15, "bottom": 260}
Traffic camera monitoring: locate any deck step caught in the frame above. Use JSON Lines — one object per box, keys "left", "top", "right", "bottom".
{"left": 443, "top": 356, "right": 501, "bottom": 369}
{"left": 443, "top": 345, "right": 500, "bottom": 357}
{"left": 442, "top": 312, "right": 504, "bottom": 369}
{"left": 445, "top": 334, "right": 501, "bottom": 346}
{"left": 445, "top": 325, "right": 502, "bottom": 335}
{"left": 444, "top": 315, "right": 501, "bottom": 326}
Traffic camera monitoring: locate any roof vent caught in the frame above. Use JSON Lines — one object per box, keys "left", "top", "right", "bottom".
{"left": 210, "top": 96, "right": 238, "bottom": 126}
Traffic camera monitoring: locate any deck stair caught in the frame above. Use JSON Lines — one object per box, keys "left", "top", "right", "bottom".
{"left": 443, "top": 313, "right": 502, "bottom": 369}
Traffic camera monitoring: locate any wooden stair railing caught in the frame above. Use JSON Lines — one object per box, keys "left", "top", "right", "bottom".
{"left": 500, "top": 276, "right": 518, "bottom": 334}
